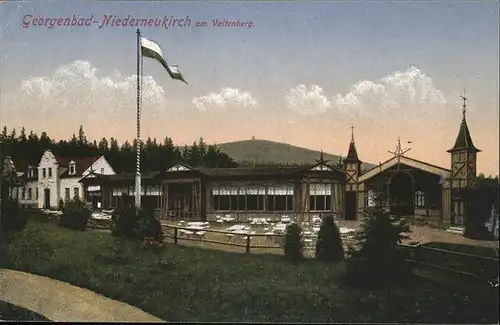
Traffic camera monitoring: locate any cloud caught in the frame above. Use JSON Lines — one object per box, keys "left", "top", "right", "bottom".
{"left": 192, "top": 87, "right": 258, "bottom": 112}
{"left": 334, "top": 66, "right": 447, "bottom": 119}
{"left": 16, "top": 60, "right": 166, "bottom": 120}
{"left": 285, "top": 84, "right": 331, "bottom": 116}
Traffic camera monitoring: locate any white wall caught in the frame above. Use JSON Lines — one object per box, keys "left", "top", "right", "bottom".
{"left": 60, "top": 177, "right": 83, "bottom": 202}
{"left": 37, "top": 150, "right": 60, "bottom": 209}
{"left": 83, "top": 156, "right": 115, "bottom": 177}
{"left": 18, "top": 180, "right": 38, "bottom": 207}
{"left": 61, "top": 156, "right": 116, "bottom": 203}
{"left": 23, "top": 152, "right": 117, "bottom": 209}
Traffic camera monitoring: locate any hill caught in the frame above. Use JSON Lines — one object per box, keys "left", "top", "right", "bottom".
{"left": 217, "top": 139, "right": 375, "bottom": 171}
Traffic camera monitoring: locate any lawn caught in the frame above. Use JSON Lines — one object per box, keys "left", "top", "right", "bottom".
{"left": 2, "top": 221, "right": 499, "bottom": 323}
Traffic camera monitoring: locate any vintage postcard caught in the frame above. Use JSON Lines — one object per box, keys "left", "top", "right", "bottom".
{"left": 0, "top": 1, "right": 498, "bottom": 323}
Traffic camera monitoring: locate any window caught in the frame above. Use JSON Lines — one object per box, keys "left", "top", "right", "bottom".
{"left": 309, "top": 183, "right": 332, "bottom": 211}
{"left": 27, "top": 188, "right": 32, "bottom": 200}
{"left": 414, "top": 191, "right": 425, "bottom": 207}
{"left": 266, "top": 185, "right": 294, "bottom": 212}
{"left": 42, "top": 168, "right": 46, "bottom": 178}
{"left": 244, "top": 185, "right": 265, "bottom": 211}
{"left": 69, "top": 163, "right": 76, "bottom": 175}
{"left": 101, "top": 167, "right": 104, "bottom": 174}
{"left": 74, "top": 187, "right": 79, "bottom": 199}
{"left": 212, "top": 185, "right": 237, "bottom": 211}
{"left": 65, "top": 188, "right": 70, "bottom": 201}
{"left": 28, "top": 168, "right": 32, "bottom": 178}
{"left": 21, "top": 188, "right": 26, "bottom": 200}
{"left": 36, "top": 187, "right": 39, "bottom": 200}
{"left": 48, "top": 168, "right": 52, "bottom": 178}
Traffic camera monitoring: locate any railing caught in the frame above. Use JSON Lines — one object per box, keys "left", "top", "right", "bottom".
{"left": 163, "top": 224, "right": 286, "bottom": 254}
{"left": 162, "top": 224, "right": 498, "bottom": 282}
{"left": 162, "top": 224, "right": 355, "bottom": 255}
{"left": 398, "top": 243, "right": 499, "bottom": 281}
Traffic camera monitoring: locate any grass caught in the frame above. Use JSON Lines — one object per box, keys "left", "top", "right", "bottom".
{"left": 218, "top": 139, "right": 375, "bottom": 170}
{"left": 0, "top": 301, "right": 50, "bottom": 321}
{"left": 423, "top": 242, "right": 499, "bottom": 258}
{"left": 2, "top": 221, "right": 499, "bottom": 323}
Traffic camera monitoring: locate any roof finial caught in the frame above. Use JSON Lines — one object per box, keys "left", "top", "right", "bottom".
{"left": 314, "top": 149, "right": 329, "bottom": 166}
{"left": 460, "top": 88, "right": 467, "bottom": 119}
{"left": 350, "top": 124, "right": 355, "bottom": 142}
{"left": 388, "top": 136, "right": 412, "bottom": 169}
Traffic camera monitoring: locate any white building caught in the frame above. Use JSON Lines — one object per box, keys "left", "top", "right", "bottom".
{"left": 16, "top": 150, "right": 115, "bottom": 209}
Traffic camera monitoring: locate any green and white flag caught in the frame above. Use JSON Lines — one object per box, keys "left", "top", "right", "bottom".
{"left": 140, "top": 37, "right": 187, "bottom": 84}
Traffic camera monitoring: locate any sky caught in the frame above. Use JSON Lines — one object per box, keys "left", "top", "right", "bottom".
{"left": 0, "top": 1, "right": 498, "bottom": 176}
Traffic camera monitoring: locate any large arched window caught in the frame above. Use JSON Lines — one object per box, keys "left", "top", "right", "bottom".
{"left": 414, "top": 190, "right": 425, "bottom": 207}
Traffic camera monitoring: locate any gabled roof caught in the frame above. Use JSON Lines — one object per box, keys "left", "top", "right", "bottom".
{"left": 359, "top": 155, "right": 450, "bottom": 183}
{"left": 167, "top": 163, "right": 193, "bottom": 172}
{"left": 57, "top": 156, "right": 101, "bottom": 178}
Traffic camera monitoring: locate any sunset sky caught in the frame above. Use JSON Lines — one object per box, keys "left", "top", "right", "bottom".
{"left": 1, "top": 1, "right": 498, "bottom": 175}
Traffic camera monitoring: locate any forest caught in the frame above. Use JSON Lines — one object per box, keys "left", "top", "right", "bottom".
{"left": 0, "top": 125, "right": 238, "bottom": 173}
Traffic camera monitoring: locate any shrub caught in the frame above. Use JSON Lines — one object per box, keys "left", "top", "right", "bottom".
{"left": 135, "top": 208, "right": 164, "bottom": 242}
{"left": 345, "top": 193, "right": 412, "bottom": 287}
{"left": 58, "top": 198, "right": 65, "bottom": 211}
{"left": 284, "top": 222, "right": 304, "bottom": 262}
{"left": 58, "top": 198, "right": 92, "bottom": 231}
{"left": 111, "top": 206, "right": 140, "bottom": 239}
{"left": 0, "top": 197, "right": 27, "bottom": 232}
{"left": 315, "top": 215, "right": 344, "bottom": 263}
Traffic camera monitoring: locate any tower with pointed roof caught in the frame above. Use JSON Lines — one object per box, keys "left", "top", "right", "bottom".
{"left": 343, "top": 125, "right": 362, "bottom": 190}
{"left": 446, "top": 91, "right": 480, "bottom": 226}
{"left": 343, "top": 125, "right": 362, "bottom": 220}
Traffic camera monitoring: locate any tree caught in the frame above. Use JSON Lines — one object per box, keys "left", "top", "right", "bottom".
{"left": 98, "top": 137, "right": 109, "bottom": 152}
{"left": 346, "top": 193, "right": 412, "bottom": 286}
{"left": 0, "top": 124, "right": 242, "bottom": 175}
{"left": 284, "top": 223, "right": 304, "bottom": 262}
{"left": 315, "top": 215, "right": 344, "bottom": 263}
{"left": 77, "top": 125, "right": 87, "bottom": 146}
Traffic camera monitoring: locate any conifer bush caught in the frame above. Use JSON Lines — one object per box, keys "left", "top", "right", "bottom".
{"left": 315, "top": 215, "right": 344, "bottom": 263}
{"left": 111, "top": 206, "right": 139, "bottom": 239}
{"left": 58, "top": 198, "right": 92, "bottom": 231}
{"left": 345, "top": 192, "right": 412, "bottom": 287}
{"left": 111, "top": 206, "right": 164, "bottom": 242}
{"left": 283, "top": 222, "right": 304, "bottom": 262}
{"left": 135, "top": 208, "right": 164, "bottom": 242}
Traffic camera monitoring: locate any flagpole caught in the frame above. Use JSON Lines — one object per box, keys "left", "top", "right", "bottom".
{"left": 135, "top": 28, "right": 142, "bottom": 209}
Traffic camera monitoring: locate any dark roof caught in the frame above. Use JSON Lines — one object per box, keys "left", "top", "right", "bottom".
{"left": 198, "top": 166, "right": 308, "bottom": 177}
{"left": 447, "top": 114, "right": 480, "bottom": 153}
{"left": 344, "top": 131, "right": 361, "bottom": 163}
{"left": 58, "top": 156, "right": 101, "bottom": 178}
{"left": 80, "top": 164, "right": 345, "bottom": 183}
{"left": 80, "top": 171, "right": 160, "bottom": 182}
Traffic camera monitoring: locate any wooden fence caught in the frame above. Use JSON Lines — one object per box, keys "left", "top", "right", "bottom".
{"left": 399, "top": 243, "right": 499, "bottom": 281}
{"left": 162, "top": 224, "right": 499, "bottom": 282}
{"left": 163, "top": 224, "right": 293, "bottom": 254}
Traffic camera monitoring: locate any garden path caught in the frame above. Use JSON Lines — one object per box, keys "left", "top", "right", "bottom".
{"left": 0, "top": 268, "right": 165, "bottom": 322}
